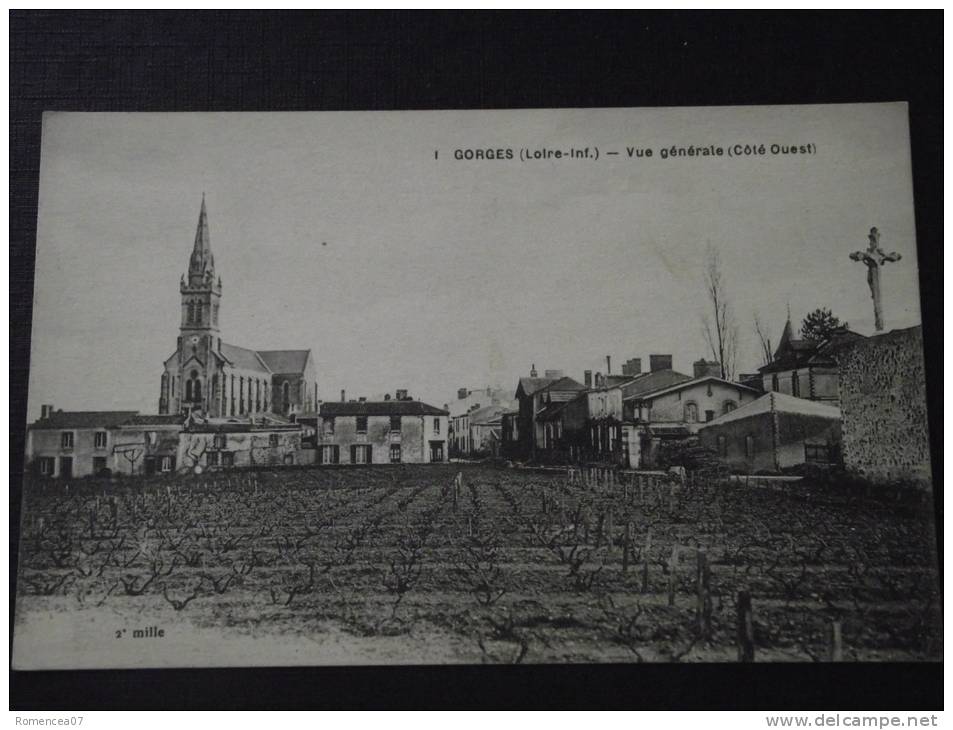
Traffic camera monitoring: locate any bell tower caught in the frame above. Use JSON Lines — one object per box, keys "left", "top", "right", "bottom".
{"left": 176, "top": 194, "right": 223, "bottom": 414}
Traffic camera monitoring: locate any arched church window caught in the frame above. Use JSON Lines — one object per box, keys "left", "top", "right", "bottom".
{"left": 185, "top": 380, "right": 193, "bottom": 401}
{"left": 187, "top": 302, "right": 195, "bottom": 324}
{"left": 193, "top": 378, "right": 201, "bottom": 401}
{"left": 282, "top": 381, "right": 290, "bottom": 412}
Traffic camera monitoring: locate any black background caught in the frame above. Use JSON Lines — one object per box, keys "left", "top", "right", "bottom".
{"left": 10, "top": 11, "right": 943, "bottom": 710}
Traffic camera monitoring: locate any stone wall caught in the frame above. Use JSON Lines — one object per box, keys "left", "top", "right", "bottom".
{"left": 837, "top": 326, "right": 932, "bottom": 487}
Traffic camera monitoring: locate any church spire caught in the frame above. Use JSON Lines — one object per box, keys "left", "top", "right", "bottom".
{"left": 188, "top": 194, "right": 215, "bottom": 283}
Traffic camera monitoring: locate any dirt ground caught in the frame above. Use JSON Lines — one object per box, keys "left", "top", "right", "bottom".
{"left": 13, "top": 464, "right": 942, "bottom": 668}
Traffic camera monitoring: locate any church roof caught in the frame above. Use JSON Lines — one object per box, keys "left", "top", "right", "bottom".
{"left": 188, "top": 195, "right": 214, "bottom": 278}
{"left": 257, "top": 349, "right": 311, "bottom": 375}
{"left": 321, "top": 400, "right": 448, "bottom": 417}
{"left": 30, "top": 410, "right": 139, "bottom": 429}
{"left": 220, "top": 342, "right": 271, "bottom": 373}
{"left": 119, "top": 414, "right": 187, "bottom": 426}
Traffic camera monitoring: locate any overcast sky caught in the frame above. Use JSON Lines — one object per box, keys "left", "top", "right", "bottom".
{"left": 27, "top": 104, "right": 922, "bottom": 419}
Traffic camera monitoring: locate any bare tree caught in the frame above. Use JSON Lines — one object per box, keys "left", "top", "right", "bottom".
{"left": 753, "top": 311, "right": 774, "bottom": 367}
{"left": 701, "top": 244, "right": 738, "bottom": 380}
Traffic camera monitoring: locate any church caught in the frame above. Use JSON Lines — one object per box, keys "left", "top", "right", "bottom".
{"left": 158, "top": 197, "right": 317, "bottom": 419}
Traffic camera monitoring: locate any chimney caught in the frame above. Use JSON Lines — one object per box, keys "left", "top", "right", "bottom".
{"left": 544, "top": 369, "right": 564, "bottom": 379}
{"left": 384, "top": 393, "right": 391, "bottom": 401}
{"left": 649, "top": 354, "right": 673, "bottom": 372}
{"left": 358, "top": 397, "right": 367, "bottom": 403}
{"left": 340, "top": 389, "right": 346, "bottom": 403}
{"left": 530, "top": 363, "right": 538, "bottom": 377}
{"left": 584, "top": 370, "right": 592, "bottom": 388}
{"left": 457, "top": 388, "right": 469, "bottom": 400}
{"left": 622, "top": 358, "right": 642, "bottom": 377}
{"left": 606, "top": 355, "right": 612, "bottom": 375}
{"left": 396, "top": 389, "right": 408, "bottom": 401}
{"left": 595, "top": 371, "right": 603, "bottom": 388}
{"left": 693, "top": 359, "right": 722, "bottom": 379}
{"left": 41, "top": 404, "right": 53, "bottom": 420}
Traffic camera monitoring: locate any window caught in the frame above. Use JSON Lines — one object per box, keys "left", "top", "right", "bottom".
{"left": 707, "top": 383, "right": 713, "bottom": 397}
{"left": 92, "top": 456, "right": 107, "bottom": 474}
{"left": 716, "top": 435, "right": 727, "bottom": 457}
{"left": 390, "top": 444, "right": 401, "bottom": 463}
{"left": 222, "top": 452, "right": 234, "bottom": 467}
{"left": 320, "top": 445, "right": 340, "bottom": 464}
{"left": 390, "top": 415, "right": 401, "bottom": 432}
{"left": 230, "top": 374, "right": 235, "bottom": 416}
{"left": 282, "top": 381, "right": 290, "bottom": 411}
{"left": 723, "top": 400, "right": 737, "bottom": 414}
{"left": 771, "top": 374, "right": 779, "bottom": 392}
{"left": 705, "top": 410, "right": 715, "bottom": 422}
{"left": 323, "top": 417, "right": 335, "bottom": 435}
{"left": 239, "top": 377, "right": 245, "bottom": 414}
{"left": 745, "top": 435, "right": 755, "bottom": 459}
{"left": 351, "top": 444, "right": 372, "bottom": 464}
{"left": 433, "top": 418, "right": 441, "bottom": 434}
{"left": 160, "top": 456, "right": 173, "bottom": 472}
{"left": 684, "top": 402, "right": 698, "bottom": 422}
{"left": 38, "top": 457, "right": 55, "bottom": 476}
{"left": 805, "top": 443, "right": 831, "bottom": 464}
{"left": 60, "top": 431, "right": 74, "bottom": 449}
{"left": 356, "top": 416, "right": 368, "bottom": 433}
{"left": 269, "top": 433, "right": 279, "bottom": 447}
{"left": 792, "top": 370, "right": 800, "bottom": 397}
{"left": 255, "top": 380, "right": 261, "bottom": 412}
{"left": 213, "top": 433, "right": 226, "bottom": 449}
{"left": 94, "top": 431, "right": 107, "bottom": 449}
{"left": 207, "top": 451, "right": 220, "bottom": 466}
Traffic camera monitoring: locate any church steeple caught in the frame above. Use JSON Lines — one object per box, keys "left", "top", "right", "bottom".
{"left": 188, "top": 194, "right": 215, "bottom": 285}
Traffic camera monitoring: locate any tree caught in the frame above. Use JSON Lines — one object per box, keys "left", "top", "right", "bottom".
{"left": 800, "top": 308, "right": 846, "bottom": 342}
{"left": 701, "top": 244, "right": 738, "bottom": 380}
{"left": 753, "top": 312, "right": 773, "bottom": 366}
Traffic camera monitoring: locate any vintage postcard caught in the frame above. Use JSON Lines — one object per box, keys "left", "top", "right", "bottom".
{"left": 13, "top": 104, "right": 939, "bottom": 669}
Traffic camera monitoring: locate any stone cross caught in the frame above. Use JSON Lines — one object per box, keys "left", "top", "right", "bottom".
{"left": 849, "top": 227, "right": 901, "bottom": 331}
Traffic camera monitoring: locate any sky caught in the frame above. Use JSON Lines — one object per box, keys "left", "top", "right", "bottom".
{"left": 27, "top": 104, "right": 922, "bottom": 419}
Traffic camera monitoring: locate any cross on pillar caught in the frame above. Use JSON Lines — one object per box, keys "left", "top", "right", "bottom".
{"left": 849, "top": 227, "right": 901, "bottom": 331}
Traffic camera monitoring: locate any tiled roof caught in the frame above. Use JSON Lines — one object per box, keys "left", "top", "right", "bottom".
{"left": 119, "top": 414, "right": 187, "bottom": 426}
{"left": 321, "top": 400, "right": 448, "bottom": 417}
{"left": 545, "top": 376, "right": 587, "bottom": 392}
{"left": 701, "top": 392, "right": 841, "bottom": 428}
{"left": 257, "top": 350, "right": 311, "bottom": 374}
{"left": 621, "top": 370, "right": 693, "bottom": 400}
{"left": 518, "top": 377, "right": 555, "bottom": 396}
{"left": 634, "top": 375, "right": 760, "bottom": 401}
{"left": 30, "top": 411, "right": 139, "bottom": 429}
{"left": 220, "top": 342, "right": 271, "bottom": 373}
{"left": 536, "top": 401, "right": 571, "bottom": 421}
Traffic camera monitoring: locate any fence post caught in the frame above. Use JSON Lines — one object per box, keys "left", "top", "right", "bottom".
{"left": 622, "top": 521, "right": 633, "bottom": 573}
{"left": 696, "top": 549, "right": 712, "bottom": 640}
{"left": 667, "top": 545, "right": 678, "bottom": 606}
{"left": 829, "top": 620, "right": 843, "bottom": 662}
{"left": 737, "top": 591, "right": 755, "bottom": 662}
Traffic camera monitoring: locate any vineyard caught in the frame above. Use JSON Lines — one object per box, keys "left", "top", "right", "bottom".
{"left": 13, "top": 464, "right": 941, "bottom": 666}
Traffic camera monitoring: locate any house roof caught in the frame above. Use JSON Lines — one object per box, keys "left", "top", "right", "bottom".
{"left": 700, "top": 391, "right": 841, "bottom": 429}
{"left": 220, "top": 342, "right": 271, "bottom": 373}
{"left": 631, "top": 375, "right": 760, "bottom": 402}
{"left": 119, "top": 414, "right": 187, "bottom": 426}
{"left": 621, "top": 369, "right": 693, "bottom": 400}
{"left": 467, "top": 405, "right": 510, "bottom": 425}
{"left": 30, "top": 411, "right": 139, "bottom": 430}
{"left": 320, "top": 400, "right": 448, "bottom": 417}
{"left": 544, "top": 376, "right": 586, "bottom": 392}
{"left": 536, "top": 401, "right": 571, "bottom": 421}
{"left": 257, "top": 349, "right": 311, "bottom": 375}
{"left": 517, "top": 377, "right": 555, "bottom": 396}
{"left": 761, "top": 324, "right": 866, "bottom": 374}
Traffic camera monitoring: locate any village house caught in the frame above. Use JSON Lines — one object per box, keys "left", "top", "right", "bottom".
{"left": 757, "top": 318, "right": 864, "bottom": 406}
{"left": 448, "top": 386, "right": 516, "bottom": 457}
{"left": 698, "top": 392, "right": 842, "bottom": 473}
{"left": 304, "top": 391, "right": 449, "bottom": 465}
{"left": 26, "top": 407, "right": 306, "bottom": 477}
{"left": 26, "top": 407, "right": 139, "bottom": 478}
{"left": 502, "top": 366, "right": 586, "bottom": 461}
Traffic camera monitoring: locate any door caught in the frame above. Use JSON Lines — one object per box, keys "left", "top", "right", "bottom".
{"left": 429, "top": 441, "right": 444, "bottom": 463}
{"left": 59, "top": 456, "right": 73, "bottom": 479}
